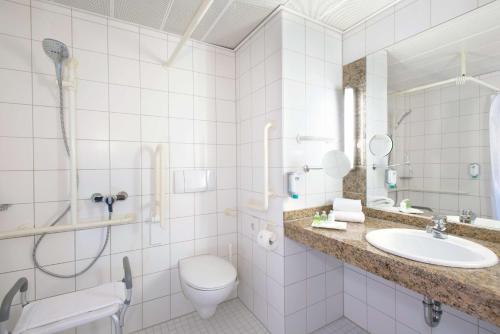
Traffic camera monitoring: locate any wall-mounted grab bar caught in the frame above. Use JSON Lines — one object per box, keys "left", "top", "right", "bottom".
{"left": 0, "top": 214, "right": 136, "bottom": 240}
{"left": 296, "top": 134, "right": 336, "bottom": 144}
{"left": 153, "top": 144, "right": 167, "bottom": 230}
{"left": 247, "top": 122, "right": 274, "bottom": 212}
{"left": 66, "top": 58, "right": 78, "bottom": 226}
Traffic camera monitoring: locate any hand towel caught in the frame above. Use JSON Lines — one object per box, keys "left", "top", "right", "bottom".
{"left": 333, "top": 198, "right": 362, "bottom": 212}
{"left": 332, "top": 211, "right": 365, "bottom": 223}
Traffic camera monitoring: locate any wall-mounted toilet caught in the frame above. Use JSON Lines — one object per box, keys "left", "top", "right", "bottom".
{"left": 179, "top": 255, "right": 238, "bottom": 319}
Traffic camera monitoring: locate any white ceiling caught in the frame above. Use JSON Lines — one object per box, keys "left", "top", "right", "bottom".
{"left": 387, "top": 0, "right": 500, "bottom": 93}
{"left": 49, "top": 0, "right": 401, "bottom": 49}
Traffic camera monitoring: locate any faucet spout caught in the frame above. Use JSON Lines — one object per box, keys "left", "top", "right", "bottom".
{"left": 427, "top": 216, "right": 447, "bottom": 239}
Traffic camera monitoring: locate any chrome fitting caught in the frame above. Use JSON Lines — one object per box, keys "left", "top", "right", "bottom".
{"left": 423, "top": 296, "right": 443, "bottom": 328}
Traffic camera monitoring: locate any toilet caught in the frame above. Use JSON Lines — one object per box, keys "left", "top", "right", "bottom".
{"left": 179, "top": 255, "right": 238, "bottom": 319}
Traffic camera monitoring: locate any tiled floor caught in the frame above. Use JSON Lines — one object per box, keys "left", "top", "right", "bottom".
{"left": 134, "top": 299, "right": 367, "bottom": 334}
{"left": 314, "top": 318, "right": 369, "bottom": 334}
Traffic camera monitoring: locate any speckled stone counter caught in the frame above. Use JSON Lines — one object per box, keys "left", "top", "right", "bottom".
{"left": 284, "top": 216, "right": 500, "bottom": 326}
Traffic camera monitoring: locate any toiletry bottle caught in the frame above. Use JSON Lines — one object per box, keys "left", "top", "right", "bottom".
{"left": 313, "top": 212, "right": 321, "bottom": 223}
{"left": 328, "top": 211, "right": 334, "bottom": 222}
{"left": 321, "top": 211, "right": 328, "bottom": 221}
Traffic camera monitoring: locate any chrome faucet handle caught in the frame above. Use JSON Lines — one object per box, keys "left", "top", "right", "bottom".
{"left": 431, "top": 215, "right": 447, "bottom": 231}
{"left": 459, "top": 209, "right": 476, "bottom": 224}
{"left": 429, "top": 215, "right": 447, "bottom": 239}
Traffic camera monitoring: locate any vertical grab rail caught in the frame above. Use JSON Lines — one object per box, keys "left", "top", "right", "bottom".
{"left": 66, "top": 58, "right": 78, "bottom": 225}
{"left": 247, "top": 122, "right": 273, "bottom": 211}
{"left": 154, "top": 144, "right": 167, "bottom": 230}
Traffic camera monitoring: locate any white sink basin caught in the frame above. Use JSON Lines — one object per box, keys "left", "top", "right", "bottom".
{"left": 366, "top": 228, "right": 498, "bottom": 268}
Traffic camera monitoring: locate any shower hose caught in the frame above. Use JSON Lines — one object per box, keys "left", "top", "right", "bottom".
{"left": 32, "top": 81, "right": 111, "bottom": 279}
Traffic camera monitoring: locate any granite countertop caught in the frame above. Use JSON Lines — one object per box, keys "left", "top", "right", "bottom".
{"left": 284, "top": 216, "right": 500, "bottom": 326}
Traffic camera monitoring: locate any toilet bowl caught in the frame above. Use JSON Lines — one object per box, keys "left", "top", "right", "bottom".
{"left": 179, "top": 255, "right": 238, "bottom": 319}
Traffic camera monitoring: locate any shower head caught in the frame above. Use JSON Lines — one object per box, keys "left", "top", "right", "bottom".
{"left": 42, "top": 38, "right": 69, "bottom": 83}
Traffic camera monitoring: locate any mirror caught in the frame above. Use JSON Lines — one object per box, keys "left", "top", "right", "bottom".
{"left": 364, "top": 3, "right": 500, "bottom": 230}
{"left": 369, "top": 134, "right": 393, "bottom": 157}
{"left": 322, "top": 150, "right": 351, "bottom": 178}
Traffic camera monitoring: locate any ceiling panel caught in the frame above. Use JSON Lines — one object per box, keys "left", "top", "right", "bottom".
{"left": 203, "top": 1, "right": 275, "bottom": 48}
{"left": 52, "top": 0, "right": 109, "bottom": 15}
{"left": 286, "top": 0, "right": 399, "bottom": 31}
{"left": 191, "top": 0, "right": 232, "bottom": 41}
{"left": 48, "top": 0, "right": 407, "bottom": 49}
{"left": 114, "top": 0, "right": 173, "bottom": 29}
{"left": 162, "top": 0, "right": 204, "bottom": 35}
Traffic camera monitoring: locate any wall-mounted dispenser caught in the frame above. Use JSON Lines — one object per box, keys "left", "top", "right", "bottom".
{"left": 385, "top": 169, "right": 397, "bottom": 189}
{"left": 469, "top": 163, "right": 480, "bottom": 179}
{"left": 287, "top": 172, "right": 303, "bottom": 199}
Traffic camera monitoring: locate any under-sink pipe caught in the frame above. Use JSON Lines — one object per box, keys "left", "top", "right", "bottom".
{"left": 423, "top": 296, "right": 443, "bottom": 327}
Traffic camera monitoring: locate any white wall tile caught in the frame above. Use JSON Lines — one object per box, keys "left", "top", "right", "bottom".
{"left": 73, "top": 18, "right": 107, "bottom": 53}
{"left": 0, "top": 69, "right": 32, "bottom": 104}
{"left": 0, "top": 34, "right": 31, "bottom": 71}
{"left": 140, "top": 35, "right": 167, "bottom": 64}
{"left": 109, "top": 56, "right": 140, "bottom": 87}
{"left": 109, "top": 84, "right": 140, "bottom": 114}
{"left": 142, "top": 89, "right": 169, "bottom": 116}
{"left": 0, "top": 0, "right": 31, "bottom": 38}
{"left": 108, "top": 27, "right": 139, "bottom": 59}
{"left": 344, "top": 293, "right": 367, "bottom": 329}
{"left": 141, "top": 62, "right": 169, "bottom": 91}
{"left": 31, "top": 8, "right": 71, "bottom": 45}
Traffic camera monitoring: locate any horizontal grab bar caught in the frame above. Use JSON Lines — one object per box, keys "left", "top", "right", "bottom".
{"left": 0, "top": 214, "right": 136, "bottom": 240}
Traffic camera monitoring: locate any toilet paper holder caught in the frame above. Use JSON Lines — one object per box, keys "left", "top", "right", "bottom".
{"left": 257, "top": 221, "right": 278, "bottom": 250}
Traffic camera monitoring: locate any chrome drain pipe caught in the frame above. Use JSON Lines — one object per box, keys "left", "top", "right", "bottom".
{"left": 423, "top": 296, "right": 443, "bottom": 327}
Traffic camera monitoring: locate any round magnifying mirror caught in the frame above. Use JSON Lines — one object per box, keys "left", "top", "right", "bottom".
{"left": 369, "top": 134, "right": 393, "bottom": 157}
{"left": 321, "top": 150, "right": 351, "bottom": 178}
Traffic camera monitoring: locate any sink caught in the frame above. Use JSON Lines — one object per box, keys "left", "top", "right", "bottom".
{"left": 366, "top": 228, "right": 498, "bottom": 268}
{"left": 447, "top": 216, "right": 500, "bottom": 231}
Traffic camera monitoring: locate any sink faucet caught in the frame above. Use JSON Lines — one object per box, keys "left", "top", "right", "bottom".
{"left": 427, "top": 216, "right": 447, "bottom": 239}
{"left": 459, "top": 209, "right": 476, "bottom": 224}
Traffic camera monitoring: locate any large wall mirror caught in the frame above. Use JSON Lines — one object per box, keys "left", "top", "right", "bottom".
{"left": 365, "top": 1, "right": 500, "bottom": 230}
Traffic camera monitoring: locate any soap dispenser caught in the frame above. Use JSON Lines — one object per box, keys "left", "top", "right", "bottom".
{"left": 287, "top": 172, "right": 303, "bottom": 199}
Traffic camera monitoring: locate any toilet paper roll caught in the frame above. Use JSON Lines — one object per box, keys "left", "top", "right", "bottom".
{"left": 257, "top": 230, "right": 277, "bottom": 250}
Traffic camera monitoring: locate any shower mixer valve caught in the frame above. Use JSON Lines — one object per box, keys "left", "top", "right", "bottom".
{"left": 91, "top": 191, "right": 128, "bottom": 214}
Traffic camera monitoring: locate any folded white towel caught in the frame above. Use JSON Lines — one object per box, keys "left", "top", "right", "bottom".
{"left": 333, "top": 198, "right": 362, "bottom": 212}
{"left": 332, "top": 211, "right": 365, "bottom": 223}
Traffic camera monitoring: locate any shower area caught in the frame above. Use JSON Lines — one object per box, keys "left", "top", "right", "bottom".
{"left": 387, "top": 51, "right": 500, "bottom": 218}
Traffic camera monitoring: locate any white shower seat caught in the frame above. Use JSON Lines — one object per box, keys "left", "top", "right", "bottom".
{"left": 12, "top": 282, "right": 124, "bottom": 334}
{"left": 0, "top": 257, "right": 132, "bottom": 334}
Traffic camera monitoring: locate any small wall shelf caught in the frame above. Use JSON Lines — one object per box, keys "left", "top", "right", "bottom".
{"left": 0, "top": 213, "right": 136, "bottom": 240}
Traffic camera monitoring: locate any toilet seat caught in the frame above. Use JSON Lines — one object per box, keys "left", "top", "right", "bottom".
{"left": 179, "top": 255, "right": 237, "bottom": 291}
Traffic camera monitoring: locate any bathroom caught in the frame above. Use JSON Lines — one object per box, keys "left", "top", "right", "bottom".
{"left": 0, "top": 0, "right": 498, "bottom": 333}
